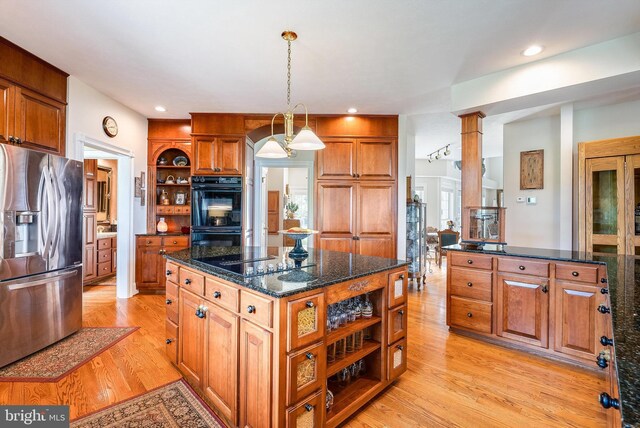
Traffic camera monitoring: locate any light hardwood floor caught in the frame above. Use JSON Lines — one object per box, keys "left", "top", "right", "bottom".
{"left": 0, "top": 266, "right": 607, "bottom": 427}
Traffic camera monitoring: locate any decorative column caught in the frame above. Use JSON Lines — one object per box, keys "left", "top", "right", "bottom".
{"left": 459, "top": 111, "right": 485, "bottom": 241}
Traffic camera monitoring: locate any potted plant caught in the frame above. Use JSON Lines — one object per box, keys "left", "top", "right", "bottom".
{"left": 285, "top": 201, "right": 299, "bottom": 219}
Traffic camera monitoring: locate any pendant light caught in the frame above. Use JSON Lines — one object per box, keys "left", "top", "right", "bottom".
{"left": 256, "top": 30, "right": 325, "bottom": 158}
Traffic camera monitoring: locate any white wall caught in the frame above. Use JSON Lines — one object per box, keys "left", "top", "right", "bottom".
{"left": 67, "top": 76, "right": 148, "bottom": 233}
{"left": 574, "top": 99, "right": 640, "bottom": 142}
{"left": 503, "top": 115, "right": 560, "bottom": 249}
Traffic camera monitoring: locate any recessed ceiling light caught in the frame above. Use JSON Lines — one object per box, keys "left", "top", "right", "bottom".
{"left": 522, "top": 45, "right": 544, "bottom": 57}
{"left": 347, "top": 107, "right": 358, "bottom": 114}
{"left": 154, "top": 106, "right": 167, "bottom": 112}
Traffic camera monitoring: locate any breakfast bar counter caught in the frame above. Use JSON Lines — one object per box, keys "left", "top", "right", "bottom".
{"left": 163, "top": 246, "right": 409, "bottom": 428}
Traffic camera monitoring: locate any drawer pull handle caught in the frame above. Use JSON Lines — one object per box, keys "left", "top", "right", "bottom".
{"left": 173, "top": 241, "right": 177, "bottom": 244}
{"left": 467, "top": 282, "right": 473, "bottom": 287}
{"left": 518, "top": 265, "right": 525, "bottom": 271}
{"left": 599, "top": 393, "right": 620, "bottom": 410}
{"left": 147, "top": 240, "right": 152, "bottom": 244}
{"left": 600, "top": 336, "right": 613, "bottom": 346}
{"left": 572, "top": 271, "right": 579, "bottom": 277}
{"left": 396, "top": 344, "right": 404, "bottom": 351}
{"left": 467, "top": 312, "right": 473, "bottom": 318}
{"left": 213, "top": 291, "right": 221, "bottom": 299}
{"left": 165, "top": 339, "right": 173, "bottom": 344}
{"left": 165, "top": 299, "right": 172, "bottom": 305}
{"left": 398, "top": 310, "right": 404, "bottom": 316}
{"left": 541, "top": 285, "right": 548, "bottom": 293}
{"left": 184, "top": 279, "right": 192, "bottom": 285}
{"left": 467, "top": 259, "right": 473, "bottom": 264}
{"left": 596, "top": 354, "right": 608, "bottom": 369}
{"left": 305, "top": 352, "right": 314, "bottom": 360}
{"left": 304, "top": 404, "right": 313, "bottom": 412}
{"left": 600, "top": 287, "right": 609, "bottom": 295}
{"left": 600, "top": 277, "right": 607, "bottom": 283}
{"left": 247, "top": 305, "right": 256, "bottom": 314}
{"left": 597, "top": 305, "right": 610, "bottom": 314}
{"left": 305, "top": 301, "right": 314, "bottom": 308}
{"left": 166, "top": 270, "right": 172, "bottom": 276}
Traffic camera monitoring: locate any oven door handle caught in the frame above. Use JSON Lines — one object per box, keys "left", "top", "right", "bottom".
{"left": 191, "top": 185, "right": 241, "bottom": 191}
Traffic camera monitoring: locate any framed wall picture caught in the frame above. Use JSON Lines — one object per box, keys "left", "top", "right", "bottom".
{"left": 140, "top": 189, "right": 145, "bottom": 206}
{"left": 134, "top": 177, "right": 142, "bottom": 197}
{"left": 520, "top": 149, "right": 544, "bottom": 190}
{"left": 175, "top": 191, "right": 187, "bottom": 205}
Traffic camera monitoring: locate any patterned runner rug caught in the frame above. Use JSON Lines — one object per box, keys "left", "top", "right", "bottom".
{"left": 0, "top": 326, "right": 138, "bottom": 382}
{"left": 71, "top": 379, "right": 225, "bottom": 428}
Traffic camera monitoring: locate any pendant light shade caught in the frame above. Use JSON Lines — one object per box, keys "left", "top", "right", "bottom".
{"left": 289, "top": 126, "right": 325, "bottom": 151}
{"left": 256, "top": 136, "right": 288, "bottom": 158}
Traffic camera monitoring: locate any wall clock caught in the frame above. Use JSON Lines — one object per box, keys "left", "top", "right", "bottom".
{"left": 102, "top": 116, "right": 118, "bottom": 138}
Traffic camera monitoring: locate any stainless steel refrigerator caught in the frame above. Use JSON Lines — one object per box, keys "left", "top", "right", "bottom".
{"left": 0, "top": 144, "right": 84, "bottom": 368}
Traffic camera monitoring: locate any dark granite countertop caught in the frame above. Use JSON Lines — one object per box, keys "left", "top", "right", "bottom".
{"left": 446, "top": 244, "right": 639, "bottom": 427}
{"left": 164, "top": 246, "right": 407, "bottom": 298}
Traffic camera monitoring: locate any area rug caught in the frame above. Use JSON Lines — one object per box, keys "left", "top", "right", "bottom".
{"left": 71, "top": 379, "right": 225, "bottom": 428}
{"left": 0, "top": 326, "right": 139, "bottom": 382}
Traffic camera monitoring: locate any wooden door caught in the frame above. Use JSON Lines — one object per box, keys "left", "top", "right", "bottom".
{"left": 496, "top": 274, "right": 549, "bottom": 348}
{"left": 316, "top": 181, "right": 356, "bottom": 253}
{"left": 357, "top": 138, "right": 395, "bottom": 180}
{"left": 193, "top": 136, "right": 217, "bottom": 175}
{"left": 135, "top": 244, "right": 162, "bottom": 289}
{"left": 204, "top": 306, "right": 239, "bottom": 425}
{"left": 244, "top": 140, "right": 255, "bottom": 246}
{"left": 554, "top": 281, "right": 601, "bottom": 361}
{"left": 83, "top": 212, "right": 96, "bottom": 281}
{"left": 625, "top": 154, "right": 640, "bottom": 254}
{"left": 356, "top": 181, "right": 395, "bottom": 258}
{"left": 84, "top": 159, "right": 97, "bottom": 211}
{"left": 267, "top": 191, "right": 280, "bottom": 235}
{"left": 215, "top": 137, "right": 242, "bottom": 175}
{"left": 178, "top": 289, "right": 205, "bottom": 387}
{"left": 239, "top": 319, "right": 272, "bottom": 428}
{"left": 0, "top": 78, "right": 13, "bottom": 143}
{"left": 14, "top": 86, "right": 65, "bottom": 155}
{"left": 585, "top": 156, "right": 625, "bottom": 254}
{"left": 316, "top": 138, "right": 356, "bottom": 180}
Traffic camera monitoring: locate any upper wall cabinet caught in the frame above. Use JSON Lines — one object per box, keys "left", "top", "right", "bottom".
{"left": 13, "top": 87, "right": 66, "bottom": 155}
{"left": 317, "top": 138, "right": 396, "bottom": 181}
{"left": 192, "top": 136, "right": 243, "bottom": 176}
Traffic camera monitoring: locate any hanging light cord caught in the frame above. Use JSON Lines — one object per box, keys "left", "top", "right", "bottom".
{"left": 286, "top": 38, "right": 292, "bottom": 109}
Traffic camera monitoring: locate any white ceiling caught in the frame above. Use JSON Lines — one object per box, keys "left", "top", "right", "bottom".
{"left": 1, "top": 0, "right": 640, "bottom": 119}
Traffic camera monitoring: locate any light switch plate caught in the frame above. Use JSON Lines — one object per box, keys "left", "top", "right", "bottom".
{"left": 527, "top": 197, "right": 537, "bottom": 205}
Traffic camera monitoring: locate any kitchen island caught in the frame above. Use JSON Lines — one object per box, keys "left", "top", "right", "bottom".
{"left": 445, "top": 244, "right": 639, "bottom": 428}
{"left": 163, "top": 246, "right": 408, "bottom": 428}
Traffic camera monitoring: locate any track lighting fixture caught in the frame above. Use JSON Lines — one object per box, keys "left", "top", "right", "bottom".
{"left": 426, "top": 144, "right": 453, "bottom": 162}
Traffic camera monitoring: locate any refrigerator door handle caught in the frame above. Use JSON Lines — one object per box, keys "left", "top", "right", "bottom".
{"left": 48, "top": 165, "right": 61, "bottom": 258}
{"left": 3, "top": 267, "right": 78, "bottom": 290}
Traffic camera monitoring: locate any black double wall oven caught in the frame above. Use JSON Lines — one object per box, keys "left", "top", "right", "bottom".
{"left": 191, "top": 176, "right": 242, "bottom": 247}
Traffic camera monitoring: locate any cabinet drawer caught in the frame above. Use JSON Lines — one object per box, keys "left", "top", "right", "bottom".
{"left": 241, "top": 290, "right": 274, "bottom": 328}
{"left": 165, "top": 262, "right": 179, "bottom": 284}
{"left": 205, "top": 277, "right": 239, "bottom": 312}
{"left": 174, "top": 206, "right": 191, "bottom": 214}
{"left": 450, "top": 267, "right": 492, "bottom": 301}
{"left": 387, "top": 337, "right": 407, "bottom": 382}
{"left": 286, "top": 391, "right": 323, "bottom": 428}
{"left": 388, "top": 304, "right": 407, "bottom": 344}
{"left": 388, "top": 270, "right": 408, "bottom": 308}
{"left": 163, "top": 236, "right": 190, "bottom": 247}
{"left": 450, "top": 252, "right": 492, "bottom": 270}
{"left": 98, "top": 248, "right": 112, "bottom": 263}
{"left": 139, "top": 236, "right": 162, "bottom": 246}
{"left": 179, "top": 267, "right": 205, "bottom": 296}
{"left": 449, "top": 296, "right": 492, "bottom": 333}
{"left": 165, "top": 319, "right": 178, "bottom": 365}
{"left": 287, "top": 293, "right": 325, "bottom": 351}
{"left": 157, "top": 205, "right": 174, "bottom": 214}
{"left": 166, "top": 281, "right": 179, "bottom": 324}
{"left": 97, "top": 261, "right": 112, "bottom": 276}
{"left": 97, "top": 238, "right": 111, "bottom": 250}
{"left": 286, "top": 342, "right": 325, "bottom": 406}
{"left": 556, "top": 263, "right": 599, "bottom": 284}
{"left": 498, "top": 258, "right": 549, "bottom": 277}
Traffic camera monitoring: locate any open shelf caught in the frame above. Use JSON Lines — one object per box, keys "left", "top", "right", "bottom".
{"left": 156, "top": 165, "right": 191, "bottom": 169}
{"left": 326, "top": 316, "right": 381, "bottom": 344}
{"left": 326, "top": 376, "right": 381, "bottom": 424}
{"left": 156, "top": 183, "right": 190, "bottom": 187}
{"left": 327, "top": 340, "right": 380, "bottom": 377}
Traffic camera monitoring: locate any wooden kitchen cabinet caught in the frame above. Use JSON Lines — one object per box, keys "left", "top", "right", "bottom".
{"left": 83, "top": 212, "right": 97, "bottom": 281}
{"left": 316, "top": 181, "right": 357, "bottom": 253}
{"left": 178, "top": 288, "right": 205, "bottom": 387}
{"left": 316, "top": 138, "right": 357, "bottom": 180}
{"left": 496, "top": 273, "right": 549, "bottom": 348}
{"left": 239, "top": 318, "right": 273, "bottom": 428}
{"left": 204, "top": 306, "right": 239, "bottom": 425}
{"left": 13, "top": 86, "right": 65, "bottom": 155}
{"left": 0, "top": 77, "right": 12, "bottom": 143}
{"left": 135, "top": 235, "right": 189, "bottom": 293}
{"left": 192, "top": 135, "right": 242, "bottom": 176}
{"left": 316, "top": 138, "right": 395, "bottom": 181}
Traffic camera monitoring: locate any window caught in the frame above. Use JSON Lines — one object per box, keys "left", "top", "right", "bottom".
{"left": 288, "top": 186, "right": 308, "bottom": 228}
{"left": 441, "top": 190, "right": 453, "bottom": 230}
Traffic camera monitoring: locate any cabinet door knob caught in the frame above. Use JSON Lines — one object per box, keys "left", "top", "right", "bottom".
{"left": 599, "top": 392, "right": 620, "bottom": 410}
{"left": 467, "top": 282, "right": 473, "bottom": 287}
{"left": 467, "top": 312, "right": 473, "bottom": 318}
{"left": 247, "top": 305, "right": 256, "bottom": 314}
{"left": 352, "top": 173, "right": 357, "bottom": 178}
{"left": 165, "top": 299, "right": 172, "bottom": 305}
{"left": 305, "top": 301, "right": 314, "bottom": 308}
{"left": 541, "top": 285, "right": 549, "bottom": 293}
{"left": 305, "top": 352, "right": 314, "bottom": 360}
{"left": 572, "top": 271, "right": 579, "bottom": 277}
{"left": 600, "top": 336, "right": 613, "bottom": 346}
{"left": 518, "top": 265, "right": 525, "bottom": 271}
{"left": 304, "top": 404, "right": 313, "bottom": 412}
{"left": 165, "top": 339, "right": 173, "bottom": 344}
{"left": 173, "top": 240, "right": 178, "bottom": 244}
{"left": 396, "top": 344, "right": 404, "bottom": 351}
{"left": 596, "top": 354, "right": 609, "bottom": 369}
{"left": 398, "top": 310, "right": 404, "bottom": 316}
{"left": 399, "top": 274, "right": 404, "bottom": 279}
{"left": 166, "top": 270, "right": 172, "bottom": 276}
{"left": 600, "top": 277, "right": 607, "bottom": 284}
{"left": 213, "top": 291, "right": 221, "bottom": 299}
{"left": 597, "top": 305, "right": 610, "bottom": 314}
{"left": 467, "top": 259, "right": 473, "bottom": 264}
{"left": 600, "top": 287, "right": 609, "bottom": 295}
{"left": 184, "top": 278, "right": 192, "bottom": 285}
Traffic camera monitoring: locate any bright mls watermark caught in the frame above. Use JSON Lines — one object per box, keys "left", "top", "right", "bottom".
{"left": 1, "top": 406, "right": 69, "bottom": 427}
